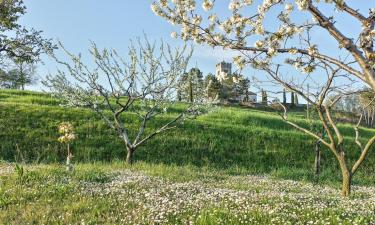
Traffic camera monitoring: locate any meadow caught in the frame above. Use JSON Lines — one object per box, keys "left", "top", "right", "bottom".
{"left": 1, "top": 89, "right": 375, "bottom": 224}
{"left": 1, "top": 163, "right": 374, "bottom": 224}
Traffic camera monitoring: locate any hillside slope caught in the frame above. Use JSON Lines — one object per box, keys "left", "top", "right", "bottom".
{"left": 0, "top": 89, "right": 374, "bottom": 185}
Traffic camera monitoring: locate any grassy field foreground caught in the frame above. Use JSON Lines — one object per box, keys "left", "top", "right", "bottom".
{"left": 0, "top": 163, "right": 374, "bottom": 224}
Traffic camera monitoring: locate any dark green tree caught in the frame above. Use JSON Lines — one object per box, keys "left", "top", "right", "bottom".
{"left": 291, "top": 91, "right": 295, "bottom": 107}
{"left": 0, "top": 61, "right": 36, "bottom": 89}
{"left": 204, "top": 73, "right": 221, "bottom": 101}
{"left": 0, "top": 69, "right": 13, "bottom": 88}
{"left": 295, "top": 93, "right": 299, "bottom": 105}
{"left": 261, "top": 89, "right": 267, "bottom": 105}
{"left": 178, "top": 67, "right": 204, "bottom": 102}
{"left": 237, "top": 75, "right": 250, "bottom": 101}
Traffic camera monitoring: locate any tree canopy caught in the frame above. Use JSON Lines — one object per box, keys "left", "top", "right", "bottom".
{"left": 0, "top": 0, "right": 55, "bottom": 65}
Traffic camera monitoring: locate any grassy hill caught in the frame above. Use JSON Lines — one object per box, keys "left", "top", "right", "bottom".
{"left": 1, "top": 89, "right": 375, "bottom": 186}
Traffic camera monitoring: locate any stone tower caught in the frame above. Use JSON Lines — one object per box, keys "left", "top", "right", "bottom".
{"left": 215, "top": 61, "right": 232, "bottom": 82}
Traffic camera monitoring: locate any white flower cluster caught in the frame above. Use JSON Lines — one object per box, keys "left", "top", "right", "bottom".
{"left": 295, "top": 0, "right": 309, "bottom": 11}
{"left": 58, "top": 122, "right": 76, "bottom": 143}
{"left": 202, "top": 0, "right": 213, "bottom": 11}
{"left": 233, "top": 55, "right": 246, "bottom": 69}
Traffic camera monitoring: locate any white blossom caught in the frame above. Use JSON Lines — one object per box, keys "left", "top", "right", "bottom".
{"left": 171, "top": 31, "right": 178, "bottom": 39}
{"left": 202, "top": 0, "right": 213, "bottom": 11}
{"left": 295, "top": 0, "right": 309, "bottom": 10}
{"left": 254, "top": 40, "right": 265, "bottom": 48}
{"left": 285, "top": 3, "right": 294, "bottom": 12}
{"left": 229, "top": 0, "right": 240, "bottom": 11}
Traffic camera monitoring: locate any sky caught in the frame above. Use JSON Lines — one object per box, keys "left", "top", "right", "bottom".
{"left": 20, "top": 0, "right": 239, "bottom": 91}
{"left": 19, "top": 0, "right": 374, "bottom": 100}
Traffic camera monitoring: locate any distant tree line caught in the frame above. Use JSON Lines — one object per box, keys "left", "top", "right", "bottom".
{"left": 0, "top": 61, "right": 36, "bottom": 89}
{"left": 177, "top": 67, "right": 251, "bottom": 103}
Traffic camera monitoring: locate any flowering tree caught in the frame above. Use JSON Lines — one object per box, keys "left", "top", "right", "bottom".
{"left": 151, "top": 0, "right": 374, "bottom": 87}
{"left": 45, "top": 38, "right": 200, "bottom": 165}
{"left": 262, "top": 62, "right": 375, "bottom": 196}
{"left": 152, "top": 0, "right": 374, "bottom": 196}
{"left": 58, "top": 122, "right": 76, "bottom": 171}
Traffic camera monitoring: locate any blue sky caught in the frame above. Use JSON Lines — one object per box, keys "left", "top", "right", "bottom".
{"left": 20, "top": 0, "right": 373, "bottom": 98}
{"left": 21, "top": 0, "right": 238, "bottom": 90}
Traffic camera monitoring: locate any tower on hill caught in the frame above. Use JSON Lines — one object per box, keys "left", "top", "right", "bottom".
{"left": 215, "top": 61, "right": 232, "bottom": 82}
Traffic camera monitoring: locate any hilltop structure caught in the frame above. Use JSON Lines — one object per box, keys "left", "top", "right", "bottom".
{"left": 215, "top": 61, "right": 232, "bottom": 82}
{"left": 215, "top": 61, "right": 257, "bottom": 102}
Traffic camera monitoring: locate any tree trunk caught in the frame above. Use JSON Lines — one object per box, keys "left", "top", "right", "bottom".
{"left": 189, "top": 80, "right": 193, "bottom": 103}
{"left": 291, "top": 92, "right": 295, "bottom": 107}
{"left": 66, "top": 143, "right": 73, "bottom": 171}
{"left": 126, "top": 148, "right": 135, "bottom": 165}
{"left": 341, "top": 169, "right": 352, "bottom": 197}
{"left": 337, "top": 154, "right": 352, "bottom": 197}
{"left": 314, "top": 141, "right": 321, "bottom": 177}
{"left": 314, "top": 128, "right": 325, "bottom": 178}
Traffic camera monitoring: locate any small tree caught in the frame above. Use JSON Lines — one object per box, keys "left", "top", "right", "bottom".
{"left": 45, "top": 38, "right": 201, "bottom": 165}
{"left": 0, "top": 68, "right": 14, "bottom": 88}
{"left": 265, "top": 63, "right": 375, "bottom": 196}
{"left": 261, "top": 89, "right": 268, "bottom": 105}
{"left": 219, "top": 75, "right": 235, "bottom": 100}
{"left": 178, "top": 67, "right": 204, "bottom": 102}
{"left": 58, "top": 122, "right": 76, "bottom": 171}
{"left": 237, "top": 75, "right": 250, "bottom": 102}
{"left": 291, "top": 92, "right": 295, "bottom": 107}
{"left": 2, "top": 61, "right": 37, "bottom": 90}
{"left": 204, "top": 73, "right": 221, "bottom": 102}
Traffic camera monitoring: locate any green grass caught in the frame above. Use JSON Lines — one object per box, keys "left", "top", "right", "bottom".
{"left": 0, "top": 89, "right": 375, "bottom": 187}
{"left": 0, "top": 163, "right": 374, "bottom": 224}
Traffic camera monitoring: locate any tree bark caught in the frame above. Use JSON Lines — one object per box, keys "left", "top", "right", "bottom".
{"left": 341, "top": 169, "right": 352, "bottom": 197}
{"left": 337, "top": 154, "right": 352, "bottom": 197}
{"left": 314, "top": 141, "right": 321, "bottom": 177}
{"left": 189, "top": 80, "right": 193, "bottom": 103}
{"left": 126, "top": 148, "right": 135, "bottom": 165}
{"left": 66, "top": 143, "right": 73, "bottom": 171}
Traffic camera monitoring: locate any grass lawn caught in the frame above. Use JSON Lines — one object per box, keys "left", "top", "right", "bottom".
{"left": 0, "top": 163, "right": 374, "bottom": 224}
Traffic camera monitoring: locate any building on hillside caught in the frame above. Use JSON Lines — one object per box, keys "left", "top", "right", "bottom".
{"left": 215, "top": 61, "right": 258, "bottom": 103}
{"left": 246, "top": 91, "right": 257, "bottom": 102}
{"left": 215, "top": 61, "right": 232, "bottom": 82}
{"left": 232, "top": 91, "right": 257, "bottom": 102}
